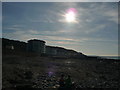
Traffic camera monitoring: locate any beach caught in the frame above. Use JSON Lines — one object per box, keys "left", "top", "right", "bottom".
{"left": 2, "top": 52, "right": 119, "bottom": 89}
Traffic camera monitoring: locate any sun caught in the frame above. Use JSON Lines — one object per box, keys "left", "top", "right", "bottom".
{"left": 65, "top": 11, "right": 75, "bottom": 22}
{"left": 65, "top": 8, "right": 77, "bottom": 23}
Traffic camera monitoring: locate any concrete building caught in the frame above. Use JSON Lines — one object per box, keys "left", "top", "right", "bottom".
{"left": 2, "top": 38, "right": 27, "bottom": 52}
{"left": 46, "top": 46, "right": 71, "bottom": 57}
{"left": 2, "top": 38, "right": 86, "bottom": 58}
{"left": 66, "top": 49, "right": 78, "bottom": 56}
{"left": 46, "top": 46, "right": 57, "bottom": 56}
{"left": 56, "top": 47, "right": 67, "bottom": 56}
{"left": 27, "top": 39, "right": 46, "bottom": 54}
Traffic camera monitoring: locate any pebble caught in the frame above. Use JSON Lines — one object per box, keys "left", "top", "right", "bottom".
{"left": 32, "top": 74, "right": 60, "bottom": 89}
{"left": 29, "top": 73, "right": 119, "bottom": 89}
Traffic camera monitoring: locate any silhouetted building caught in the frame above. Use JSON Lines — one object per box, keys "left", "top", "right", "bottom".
{"left": 46, "top": 46, "right": 68, "bottom": 56}
{"left": 27, "top": 39, "right": 46, "bottom": 54}
{"left": 2, "top": 38, "right": 86, "bottom": 58}
{"left": 56, "top": 47, "right": 67, "bottom": 56}
{"left": 66, "top": 49, "right": 78, "bottom": 56}
{"left": 46, "top": 46, "right": 57, "bottom": 56}
{"left": 2, "top": 38, "right": 27, "bottom": 52}
{"left": 45, "top": 46, "right": 84, "bottom": 57}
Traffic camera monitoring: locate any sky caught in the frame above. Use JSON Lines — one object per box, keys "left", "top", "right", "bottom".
{"left": 2, "top": 0, "right": 120, "bottom": 2}
{"left": 2, "top": 2, "right": 119, "bottom": 56}
{"left": 0, "top": 2, "right": 1, "bottom": 38}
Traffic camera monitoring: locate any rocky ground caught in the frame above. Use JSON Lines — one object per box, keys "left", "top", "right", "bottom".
{"left": 2, "top": 53, "right": 120, "bottom": 89}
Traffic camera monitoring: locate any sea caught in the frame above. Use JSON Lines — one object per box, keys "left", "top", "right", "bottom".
{"left": 100, "top": 56, "right": 120, "bottom": 60}
{"left": 90, "top": 55, "right": 120, "bottom": 60}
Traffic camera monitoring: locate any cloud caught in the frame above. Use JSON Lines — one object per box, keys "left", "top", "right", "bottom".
{"left": 3, "top": 24, "right": 25, "bottom": 31}
{"left": 2, "top": 2, "right": 118, "bottom": 56}
{"left": 3, "top": 28, "right": 117, "bottom": 43}
{"left": 79, "top": 3, "right": 117, "bottom": 23}
{"left": 3, "top": 27, "right": 21, "bottom": 31}
{"left": 29, "top": 18, "right": 55, "bottom": 23}
{"left": 103, "top": 10, "right": 118, "bottom": 24}
{"left": 58, "top": 18, "right": 79, "bottom": 24}
{"left": 84, "top": 24, "right": 107, "bottom": 34}
{"left": 11, "top": 25, "right": 24, "bottom": 28}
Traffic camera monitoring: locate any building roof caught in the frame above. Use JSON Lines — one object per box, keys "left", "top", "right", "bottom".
{"left": 28, "top": 39, "right": 45, "bottom": 43}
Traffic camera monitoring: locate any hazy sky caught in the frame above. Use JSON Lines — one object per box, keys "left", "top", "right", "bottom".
{"left": 0, "top": 2, "right": 1, "bottom": 38}
{"left": 2, "top": 0, "right": 120, "bottom": 2}
{"left": 2, "top": 2, "right": 118, "bottom": 56}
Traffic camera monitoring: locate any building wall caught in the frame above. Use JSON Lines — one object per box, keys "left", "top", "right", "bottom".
{"left": 2, "top": 38, "right": 86, "bottom": 57}
{"left": 46, "top": 46, "right": 77, "bottom": 57}
{"left": 56, "top": 47, "right": 67, "bottom": 56}
{"left": 46, "top": 46, "right": 57, "bottom": 56}
{"left": 2, "top": 38, "right": 27, "bottom": 52}
{"left": 27, "top": 39, "right": 46, "bottom": 54}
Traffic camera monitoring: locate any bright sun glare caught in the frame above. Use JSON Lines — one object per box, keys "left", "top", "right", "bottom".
{"left": 65, "top": 8, "right": 77, "bottom": 23}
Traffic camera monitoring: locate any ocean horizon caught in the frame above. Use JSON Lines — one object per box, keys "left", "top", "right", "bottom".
{"left": 89, "top": 55, "right": 119, "bottom": 60}
{"left": 99, "top": 56, "right": 119, "bottom": 60}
